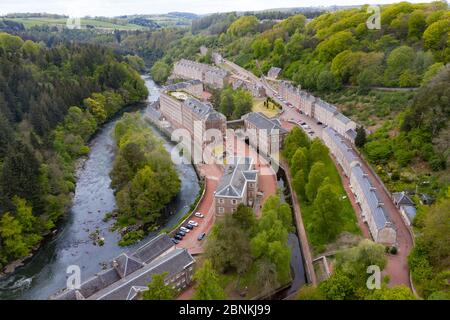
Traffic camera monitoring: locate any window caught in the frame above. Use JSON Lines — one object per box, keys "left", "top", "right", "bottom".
{"left": 218, "top": 198, "right": 224, "bottom": 204}
{"left": 232, "top": 208, "right": 236, "bottom": 213}
{"left": 218, "top": 207, "right": 224, "bottom": 214}
{"left": 232, "top": 199, "right": 237, "bottom": 205}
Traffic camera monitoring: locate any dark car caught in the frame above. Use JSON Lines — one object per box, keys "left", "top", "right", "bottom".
{"left": 171, "top": 238, "right": 179, "bottom": 244}
{"left": 176, "top": 231, "right": 185, "bottom": 237}
{"left": 317, "top": 121, "right": 323, "bottom": 125}
{"left": 174, "top": 234, "right": 182, "bottom": 241}
{"left": 185, "top": 224, "right": 194, "bottom": 230}
{"left": 197, "top": 232, "right": 206, "bottom": 241}
{"left": 301, "top": 122, "right": 306, "bottom": 125}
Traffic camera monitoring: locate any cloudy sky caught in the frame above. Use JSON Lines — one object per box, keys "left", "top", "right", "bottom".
{"left": 0, "top": 0, "right": 435, "bottom": 16}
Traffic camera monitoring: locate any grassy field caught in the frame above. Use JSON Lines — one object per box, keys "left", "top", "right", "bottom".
{"left": 252, "top": 97, "right": 280, "bottom": 117}
{"left": 7, "top": 17, "right": 147, "bottom": 30}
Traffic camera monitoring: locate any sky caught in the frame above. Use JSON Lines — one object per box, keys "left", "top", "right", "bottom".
{"left": 0, "top": 0, "right": 437, "bottom": 17}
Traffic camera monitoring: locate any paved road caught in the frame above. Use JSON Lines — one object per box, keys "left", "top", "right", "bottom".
{"left": 222, "top": 59, "right": 413, "bottom": 288}
{"left": 176, "top": 164, "right": 222, "bottom": 253}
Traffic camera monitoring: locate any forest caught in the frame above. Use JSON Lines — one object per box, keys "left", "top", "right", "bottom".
{"left": 0, "top": 32, "right": 148, "bottom": 269}
{"left": 110, "top": 113, "right": 181, "bottom": 246}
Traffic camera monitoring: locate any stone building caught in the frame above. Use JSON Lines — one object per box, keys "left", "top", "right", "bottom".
{"left": 163, "top": 79, "right": 203, "bottom": 99}
{"left": 350, "top": 164, "right": 397, "bottom": 245}
{"left": 215, "top": 157, "right": 258, "bottom": 215}
{"left": 242, "top": 112, "right": 287, "bottom": 156}
{"left": 173, "top": 59, "right": 228, "bottom": 89}
{"left": 50, "top": 234, "right": 195, "bottom": 300}
{"left": 159, "top": 87, "right": 227, "bottom": 151}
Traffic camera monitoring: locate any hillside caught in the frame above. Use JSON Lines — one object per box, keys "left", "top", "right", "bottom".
{"left": 0, "top": 32, "right": 148, "bottom": 269}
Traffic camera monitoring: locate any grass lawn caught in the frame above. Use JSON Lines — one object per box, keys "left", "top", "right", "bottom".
{"left": 252, "top": 98, "right": 280, "bottom": 118}
{"left": 296, "top": 152, "right": 361, "bottom": 254}
{"left": 8, "top": 17, "right": 146, "bottom": 30}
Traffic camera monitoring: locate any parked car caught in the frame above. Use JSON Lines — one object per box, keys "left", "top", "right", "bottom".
{"left": 197, "top": 232, "right": 206, "bottom": 241}
{"left": 174, "top": 235, "right": 182, "bottom": 241}
{"left": 317, "top": 121, "right": 323, "bottom": 125}
{"left": 176, "top": 231, "right": 186, "bottom": 237}
{"left": 194, "top": 212, "right": 204, "bottom": 218}
{"left": 171, "top": 238, "right": 179, "bottom": 244}
{"left": 301, "top": 122, "right": 306, "bottom": 125}
{"left": 185, "top": 224, "right": 194, "bottom": 230}
{"left": 188, "top": 220, "right": 199, "bottom": 227}
{"left": 180, "top": 226, "right": 190, "bottom": 233}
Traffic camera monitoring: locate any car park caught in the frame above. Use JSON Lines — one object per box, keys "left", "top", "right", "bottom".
{"left": 188, "top": 220, "right": 199, "bottom": 227}
{"left": 180, "top": 226, "right": 190, "bottom": 233}
{"left": 197, "top": 232, "right": 206, "bottom": 241}
{"left": 194, "top": 212, "right": 204, "bottom": 218}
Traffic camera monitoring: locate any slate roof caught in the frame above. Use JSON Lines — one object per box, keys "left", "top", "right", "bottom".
{"left": 315, "top": 99, "right": 337, "bottom": 114}
{"left": 177, "top": 59, "right": 228, "bottom": 78}
{"left": 392, "top": 191, "right": 415, "bottom": 207}
{"left": 132, "top": 233, "right": 174, "bottom": 263}
{"left": 268, "top": 67, "right": 282, "bottom": 78}
{"left": 88, "top": 248, "right": 194, "bottom": 300}
{"left": 334, "top": 112, "right": 352, "bottom": 124}
{"left": 184, "top": 98, "right": 223, "bottom": 121}
{"left": 346, "top": 129, "right": 357, "bottom": 140}
{"left": 351, "top": 164, "right": 393, "bottom": 230}
{"left": 401, "top": 205, "right": 417, "bottom": 223}
{"left": 50, "top": 234, "right": 177, "bottom": 300}
{"left": 113, "top": 254, "right": 144, "bottom": 278}
{"left": 163, "top": 79, "right": 202, "bottom": 92}
{"left": 215, "top": 156, "right": 257, "bottom": 198}
{"left": 324, "top": 127, "right": 357, "bottom": 165}
{"left": 243, "top": 112, "right": 287, "bottom": 134}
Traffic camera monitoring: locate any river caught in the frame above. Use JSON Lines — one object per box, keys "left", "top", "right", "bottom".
{"left": 0, "top": 76, "right": 200, "bottom": 300}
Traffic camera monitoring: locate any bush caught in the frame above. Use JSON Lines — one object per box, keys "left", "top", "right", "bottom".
{"left": 118, "top": 230, "right": 145, "bottom": 247}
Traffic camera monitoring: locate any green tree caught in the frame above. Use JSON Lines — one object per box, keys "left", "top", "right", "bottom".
{"left": 142, "top": 272, "right": 176, "bottom": 300}
{"left": 228, "top": 16, "right": 259, "bottom": 37}
{"left": 150, "top": 60, "right": 171, "bottom": 84}
{"left": 316, "top": 31, "right": 356, "bottom": 62}
{"left": 335, "top": 239, "right": 387, "bottom": 289}
{"left": 232, "top": 204, "right": 256, "bottom": 231}
{"left": 193, "top": 259, "right": 227, "bottom": 300}
{"left": 205, "top": 215, "right": 252, "bottom": 275}
{"left": 355, "top": 126, "right": 367, "bottom": 148}
{"left": 305, "top": 162, "right": 327, "bottom": 202}
{"left": 232, "top": 89, "right": 252, "bottom": 119}
{"left": 297, "top": 285, "right": 325, "bottom": 300}
{"left": 408, "top": 10, "right": 427, "bottom": 40}
{"left": 309, "top": 139, "right": 329, "bottom": 164}
{"left": 311, "top": 183, "right": 343, "bottom": 241}
{"left": 290, "top": 147, "right": 309, "bottom": 176}
{"left": 292, "top": 169, "right": 306, "bottom": 199}
{"left": 319, "top": 271, "right": 356, "bottom": 300}
{"left": 365, "top": 285, "right": 416, "bottom": 300}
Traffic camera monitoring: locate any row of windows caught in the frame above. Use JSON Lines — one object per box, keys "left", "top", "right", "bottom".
{"left": 217, "top": 207, "right": 237, "bottom": 213}
{"left": 218, "top": 198, "right": 238, "bottom": 205}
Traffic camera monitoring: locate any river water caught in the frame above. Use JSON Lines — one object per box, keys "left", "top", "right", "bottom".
{"left": 0, "top": 76, "right": 307, "bottom": 300}
{"left": 0, "top": 76, "right": 200, "bottom": 300}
